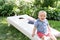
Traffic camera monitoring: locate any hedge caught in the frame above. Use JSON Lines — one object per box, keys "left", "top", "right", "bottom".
{"left": 0, "top": 0, "right": 60, "bottom": 21}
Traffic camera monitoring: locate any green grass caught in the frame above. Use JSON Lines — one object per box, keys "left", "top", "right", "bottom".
{"left": 0, "top": 17, "right": 30, "bottom": 40}
{"left": 49, "top": 20, "right": 60, "bottom": 40}
{"left": 49, "top": 20, "right": 60, "bottom": 31}
{"left": 0, "top": 17, "right": 60, "bottom": 40}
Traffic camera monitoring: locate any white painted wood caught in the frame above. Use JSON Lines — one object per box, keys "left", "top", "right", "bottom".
{"left": 7, "top": 14, "right": 60, "bottom": 40}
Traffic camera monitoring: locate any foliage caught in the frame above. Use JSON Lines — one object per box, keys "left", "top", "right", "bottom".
{"left": 34, "top": 0, "right": 58, "bottom": 7}
{"left": 46, "top": 7, "right": 60, "bottom": 21}
{"left": 0, "top": 0, "right": 60, "bottom": 20}
{"left": 32, "top": 0, "right": 60, "bottom": 20}
{"left": 0, "top": 0, "right": 15, "bottom": 16}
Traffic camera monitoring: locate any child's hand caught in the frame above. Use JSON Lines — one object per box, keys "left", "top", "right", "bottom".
{"left": 32, "top": 33, "right": 35, "bottom": 37}
{"left": 32, "top": 27, "right": 36, "bottom": 37}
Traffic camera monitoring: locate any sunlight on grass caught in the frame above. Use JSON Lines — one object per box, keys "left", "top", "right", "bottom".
{"left": 0, "top": 17, "right": 7, "bottom": 24}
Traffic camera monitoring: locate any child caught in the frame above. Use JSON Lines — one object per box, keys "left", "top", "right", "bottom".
{"left": 32, "top": 11, "right": 57, "bottom": 40}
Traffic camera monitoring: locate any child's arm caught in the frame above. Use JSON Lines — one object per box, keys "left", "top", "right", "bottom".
{"left": 32, "top": 27, "right": 36, "bottom": 37}
{"left": 48, "top": 24, "right": 51, "bottom": 32}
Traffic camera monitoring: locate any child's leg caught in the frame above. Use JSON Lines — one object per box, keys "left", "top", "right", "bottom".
{"left": 41, "top": 36, "right": 46, "bottom": 40}
{"left": 47, "top": 28, "right": 57, "bottom": 40}
{"left": 37, "top": 32, "right": 46, "bottom": 40}
{"left": 49, "top": 34, "right": 57, "bottom": 40}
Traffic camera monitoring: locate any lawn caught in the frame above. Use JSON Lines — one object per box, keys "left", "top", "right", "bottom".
{"left": 0, "top": 16, "right": 60, "bottom": 40}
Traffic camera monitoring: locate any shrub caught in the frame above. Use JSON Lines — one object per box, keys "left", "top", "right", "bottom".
{"left": 0, "top": 0, "right": 14, "bottom": 16}
{"left": 0, "top": 0, "right": 60, "bottom": 21}
{"left": 31, "top": 6, "right": 60, "bottom": 21}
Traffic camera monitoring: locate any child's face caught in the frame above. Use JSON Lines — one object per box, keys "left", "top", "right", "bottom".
{"left": 38, "top": 13, "right": 46, "bottom": 21}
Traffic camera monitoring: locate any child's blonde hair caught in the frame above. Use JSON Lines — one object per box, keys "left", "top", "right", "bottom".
{"left": 38, "top": 10, "right": 47, "bottom": 15}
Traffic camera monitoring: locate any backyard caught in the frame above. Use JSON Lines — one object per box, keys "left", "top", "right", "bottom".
{"left": 0, "top": 17, "right": 60, "bottom": 40}
{"left": 0, "top": 0, "right": 60, "bottom": 40}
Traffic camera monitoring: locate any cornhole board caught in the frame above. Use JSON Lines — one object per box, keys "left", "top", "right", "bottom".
{"left": 7, "top": 14, "right": 60, "bottom": 40}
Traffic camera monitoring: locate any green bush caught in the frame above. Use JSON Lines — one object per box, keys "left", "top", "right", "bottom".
{"left": 37, "top": 7, "right": 60, "bottom": 21}
{"left": 0, "top": 0, "right": 60, "bottom": 21}
{"left": 0, "top": 0, "right": 14, "bottom": 16}
{"left": 47, "top": 7, "right": 60, "bottom": 21}
{"left": 0, "top": 0, "right": 5, "bottom": 6}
